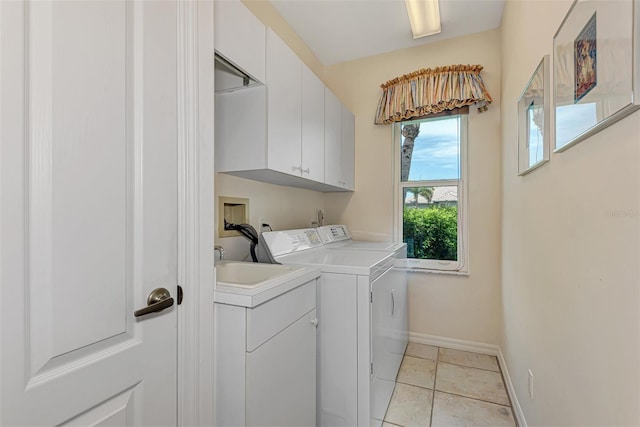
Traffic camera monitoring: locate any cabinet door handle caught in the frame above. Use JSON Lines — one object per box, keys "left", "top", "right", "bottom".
{"left": 292, "top": 165, "right": 302, "bottom": 172}
{"left": 310, "top": 318, "right": 318, "bottom": 327}
{"left": 302, "top": 168, "right": 310, "bottom": 174}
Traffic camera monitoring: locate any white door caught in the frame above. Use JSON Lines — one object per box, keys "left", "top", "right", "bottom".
{"left": 1, "top": 1, "right": 180, "bottom": 425}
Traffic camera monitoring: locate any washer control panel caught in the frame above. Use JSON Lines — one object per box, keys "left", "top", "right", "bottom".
{"left": 261, "top": 228, "right": 325, "bottom": 256}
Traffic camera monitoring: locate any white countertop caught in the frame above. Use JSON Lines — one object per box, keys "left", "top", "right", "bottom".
{"left": 213, "top": 262, "right": 321, "bottom": 308}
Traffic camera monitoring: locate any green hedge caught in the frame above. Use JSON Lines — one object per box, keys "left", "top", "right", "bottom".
{"left": 403, "top": 206, "right": 458, "bottom": 260}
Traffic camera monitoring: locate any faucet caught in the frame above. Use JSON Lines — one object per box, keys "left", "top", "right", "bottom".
{"left": 214, "top": 245, "right": 225, "bottom": 260}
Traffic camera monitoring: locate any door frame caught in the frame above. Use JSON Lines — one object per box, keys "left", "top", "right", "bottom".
{"left": 176, "top": 1, "right": 215, "bottom": 426}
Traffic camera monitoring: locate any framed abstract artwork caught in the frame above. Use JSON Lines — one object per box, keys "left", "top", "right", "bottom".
{"left": 553, "top": 0, "right": 640, "bottom": 152}
{"left": 518, "top": 56, "right": 550, "bottom": 175}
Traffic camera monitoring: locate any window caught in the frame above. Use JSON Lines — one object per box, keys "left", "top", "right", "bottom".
{"left": 394, "top": 112, "right": 468, "bottom": 272}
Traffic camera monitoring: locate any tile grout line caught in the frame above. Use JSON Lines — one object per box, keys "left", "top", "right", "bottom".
{"left": 433, "top": 389, "right": 515, "bottom": 409}
{"left": 436, "top": 359, "right": 501, "bottom": 373}
{"left": 428, "top": 347, "right": 440, "bottom": 427}
{"left": 393, "top": 378, "right": 512, "bottom": 409}
{"left": 405, "top": 350, "right": 500, "bottom": 373}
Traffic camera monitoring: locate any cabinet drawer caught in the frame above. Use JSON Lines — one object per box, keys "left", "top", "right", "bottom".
{"left": 246, "top": 279, "right": 316, "bottom": 351}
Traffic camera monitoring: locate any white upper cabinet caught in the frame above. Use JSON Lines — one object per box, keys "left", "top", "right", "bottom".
{"left": 215, "top": 23, "right": 354, "bottom": 192}
{"left": 341, "top": 107, "right": 355, "bottom": 190}
{"left": 324, "top": 89, "right": 342, "bottom": 188}
{"left": 215, "top": 86, "right": 268, "bottom": 173}
{"left": 266, "top": 29, "right": 303, "bottom": 176}
{"left": 324, "top": 89, "right": 355, "bottom": 190}
{"left": 214, "top": 0, "right": 266, "bottom": 84}
{"left": 302, "top": 65, "right": 325, "bottom": 183}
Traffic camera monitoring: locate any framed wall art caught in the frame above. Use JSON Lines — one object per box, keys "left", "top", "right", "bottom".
{"left": 518, "top": 55, "right": 550, "bottom": 175}
{"left": 553, "top": 0, "right": 640, "bottom": 152}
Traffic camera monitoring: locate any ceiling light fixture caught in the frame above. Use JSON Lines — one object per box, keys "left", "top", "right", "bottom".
{"left": 404, "top": 0, "right": 441, "bottom": 39}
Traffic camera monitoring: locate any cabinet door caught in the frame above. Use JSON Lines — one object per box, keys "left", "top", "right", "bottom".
{"left": 246, "top": 309, "right": 317, "bottom": 427}
{"left": 341, "top": 106, "right": 355, "bottom": 190}
{"left": 214, "top": 0, "right": 266, "bottom": 83}
{"left": 324, "top": 89, "right": 342, "bottom": 187}
{"left": 266, "top": 29, "right": 302, "bottom": 176}
{"left": 215, "top": 86, "right": 267, "bottom": 172}
{"left": 302, "top": 65, "right": 325, "bottom": 182}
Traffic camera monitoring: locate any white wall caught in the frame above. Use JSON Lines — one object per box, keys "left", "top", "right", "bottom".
{"left": 323, "top": 30, "right": 503, "bottom": 345}
{"left": 215, "top": 174, "right": 326, "bottom": 260}
{"left": 500, "top": 1, "right": 640, "bottom": 425}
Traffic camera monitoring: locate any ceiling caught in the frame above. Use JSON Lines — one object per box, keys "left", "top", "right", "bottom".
{"left": 270, "top": 0, "right": 506, "bottom": 65}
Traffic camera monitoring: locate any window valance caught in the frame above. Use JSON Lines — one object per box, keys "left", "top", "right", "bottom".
{"left": 374, "top": 64, "right": 493, "bottom": 125}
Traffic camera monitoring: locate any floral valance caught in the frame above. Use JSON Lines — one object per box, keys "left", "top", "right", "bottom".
{"left": 374, "top": 64, "right": 493, "bottom": 124}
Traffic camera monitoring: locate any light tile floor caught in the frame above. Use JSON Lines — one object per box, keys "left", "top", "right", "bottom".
{"left": 383, "top": 343, "right": 517, "bottom": 427}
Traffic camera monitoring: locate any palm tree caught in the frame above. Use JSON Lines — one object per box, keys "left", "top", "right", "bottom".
{"left": 418, "top": 187, "right": 434, "bottom": 204}
{"left": 401, "top": 123, "right": 420, "bottom": 182}
{"left": 405, "top": 186, "right": 434, "bottom": 207}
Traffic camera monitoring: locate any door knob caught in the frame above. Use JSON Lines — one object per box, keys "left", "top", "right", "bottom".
{"left": 134, "top": 287, "right": 174, "bottom": 317}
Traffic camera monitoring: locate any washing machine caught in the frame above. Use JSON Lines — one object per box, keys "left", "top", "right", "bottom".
{"left": 260, "top": 227, "right": 408, "bottom": 427}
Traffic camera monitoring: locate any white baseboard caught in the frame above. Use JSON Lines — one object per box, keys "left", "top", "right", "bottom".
{"left": 408, "top": 332, "right": 527, "bottom": 427}
{"left": 497, "top": 347, "right": 527, "bottom": 427}
{"left": 408, "top": 331, "right": 499, "bottom": 355}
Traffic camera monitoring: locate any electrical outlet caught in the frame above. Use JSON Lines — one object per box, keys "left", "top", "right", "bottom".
{"left": 528, "top": 369, "right": 534, "bottom": 400}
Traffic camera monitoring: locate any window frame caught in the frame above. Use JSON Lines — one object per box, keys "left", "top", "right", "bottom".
{"left": 393, "top": 113, "right": 469, "bottom": 273}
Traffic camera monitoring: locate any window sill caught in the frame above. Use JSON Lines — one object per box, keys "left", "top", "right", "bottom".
{"left": 402, "top": 267, "right": 469, "bottom": 277}
{"left": 394, "top": 259, "right": 468, "bottom": 276}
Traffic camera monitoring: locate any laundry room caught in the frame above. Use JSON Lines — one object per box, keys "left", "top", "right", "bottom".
{"left": 213, "top": 0, "right": 639, "bottom": 426}
{"left": 1, "top": 0, "right": 638, "bottom": 425}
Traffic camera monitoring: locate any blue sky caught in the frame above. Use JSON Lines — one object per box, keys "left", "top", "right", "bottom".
{"left": 528, "top": 107, "right": 544, "bottom": 166}
{"left": 402, "top": 103, "right": 598, "bottom": 178}
{"left": 403, "top": 117, "right": 460, "bottom": 181}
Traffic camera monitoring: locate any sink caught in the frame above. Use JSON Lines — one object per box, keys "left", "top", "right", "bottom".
{"left": 215, "top": 261, "right": 303, "bottom": 288}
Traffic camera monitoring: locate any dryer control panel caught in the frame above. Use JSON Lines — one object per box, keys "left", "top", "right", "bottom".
{"left": 317, "top": 225, "right": 352, "bottom": 243}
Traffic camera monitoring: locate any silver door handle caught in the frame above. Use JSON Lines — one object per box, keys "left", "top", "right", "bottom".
{"left": 134, "top": 287, "right": 174, "bottom": 317}
{"left": 391, "top": 289, "right": 395, "bottom": 317}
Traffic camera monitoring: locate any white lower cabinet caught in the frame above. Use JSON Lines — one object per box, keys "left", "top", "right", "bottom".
{"left": 214, "top": 279, "right": 318, "bottom": 427}
{"left": 246, "top": 309, "right": 317, "bottom": 426}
